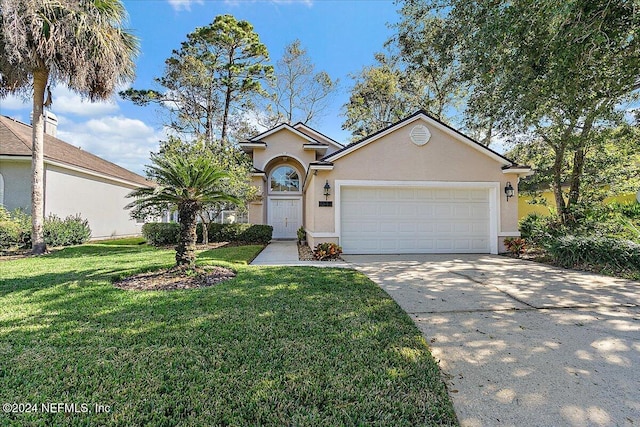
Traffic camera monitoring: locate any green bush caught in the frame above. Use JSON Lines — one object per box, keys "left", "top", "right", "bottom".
{"left": 547, "top": 235, "right": 640, "bottom": 271}
{"left": 0, "top": 206, "right": 10, "bottom": 222}
{"left": 0, "top": 220, "right": 21, "bottom": 249}
{"left": 42, "top": 214, "right": 91, "bottom": 247}
{"left": 151, "top": 222, "right": 272, "bottom": 246}
{"left": 0, "top": 210, "right": 90, "bottom": 249}
{"left": 610, "top": 201, "right": 640, "bottom": 219}
{"left": 237, "top": 224, "right": 273, "bottom": 244}
{"left": 142, "top": 222, "right": 180, "bottom": 246}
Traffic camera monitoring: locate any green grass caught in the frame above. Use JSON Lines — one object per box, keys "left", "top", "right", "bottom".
{"left": 91, "top": 237, "right": 148, "bottom": 246}
{"left": 0, "top": 244, "right": 457, "bottom": 426}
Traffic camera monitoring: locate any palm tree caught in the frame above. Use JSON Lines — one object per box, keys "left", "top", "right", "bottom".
{"left": 0, "top": 0, "right": 138, "bottom": 254}
{"left": 127, "top": 153, "right": 240, "bottom": 267}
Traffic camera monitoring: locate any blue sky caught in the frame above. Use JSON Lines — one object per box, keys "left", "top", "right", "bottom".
{"left": 0, "top": 0, "right": 400, "bottom": 175}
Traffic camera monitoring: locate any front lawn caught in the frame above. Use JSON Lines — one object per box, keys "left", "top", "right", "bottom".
{"left": 0, "top": 242, "right": 457, "bottom": 426}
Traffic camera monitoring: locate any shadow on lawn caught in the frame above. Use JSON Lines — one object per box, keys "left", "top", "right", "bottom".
{"left": 0, "top": 250, "right": 458, "bottom": 425}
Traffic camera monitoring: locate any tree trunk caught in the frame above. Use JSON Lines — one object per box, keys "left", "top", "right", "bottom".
{"left": 176, "top": 201, "right": 199, "bottom": 266}
{"left": 568, "top": 147, "right": 585, "bottom": 207}
{"left": 551, "top": 144, "right": 567, "bottom": 220}
{"left": 31, "top": 67, "right": 49, "bottom": 255}
{"left": 567, "top": 115, "right": 594, "bottom": 207}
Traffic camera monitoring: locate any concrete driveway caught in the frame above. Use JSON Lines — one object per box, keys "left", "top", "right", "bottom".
{"left": 343, "top": 254, "right": 640, "bottom": 427}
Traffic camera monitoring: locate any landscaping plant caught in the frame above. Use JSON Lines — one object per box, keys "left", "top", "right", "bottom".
{"left": 313, "top": 242, "right": 342, "bottom": 260}
{"left": 127, "top": 151, "right": 240, "bottom": 266}
{"left": 504, "top": 237, "right": 526, "bottom": 258}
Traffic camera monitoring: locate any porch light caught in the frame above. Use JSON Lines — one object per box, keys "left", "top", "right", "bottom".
{"left": 323, "top": 180, "right": 331, "bottom": 200}
{"left": 504, "top": 181, "right": 515, "bottom": 201}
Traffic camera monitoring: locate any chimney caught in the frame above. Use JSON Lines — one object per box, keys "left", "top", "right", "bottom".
{"left": 30, "top": 111, "right": 58, "bottom": 137}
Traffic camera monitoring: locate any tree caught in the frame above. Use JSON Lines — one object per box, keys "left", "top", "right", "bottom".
{"left": 0, "top": 0, "right": 138, "bottom": 254}
{"left": 393, "top": 8, "right": 464, "bottom": 121}
{"left": 263, "top": 39, "right": 338, "bottom": 126}
{"left": 342, "top": 54, "right": 416, "bottom": 140}
{"left": 121, "top": 14, "right": 272, "bottom": 144}
{"left": 156, "top": 138, "right": 256, "bottom": 245}
{"left": 509, "top": 124, "right": 640, "bottom": 203}
{"left": 397, "top": 0, "right": 640, "bottom": 220}
{"left": 127, "top": 152, "right": 240, "bottom": 266}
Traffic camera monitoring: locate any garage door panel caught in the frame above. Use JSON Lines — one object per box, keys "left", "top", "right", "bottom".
{"left": 341, "top": 186, "right": 491, "bottom": 254}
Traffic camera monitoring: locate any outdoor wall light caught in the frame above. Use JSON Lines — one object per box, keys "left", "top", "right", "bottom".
{"left": 505, "top": 181, "right": 515, "bottom": 201}
{"left": 323, "top": 180, "right": 331, "bottom": 200}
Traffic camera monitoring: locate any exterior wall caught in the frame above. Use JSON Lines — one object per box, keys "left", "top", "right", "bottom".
{"left": 252, "top": 130, "right": 316, "bottom": 172}
{"left": 44, "top": 165, "right": 143, "bottom": 239}
{"left": 248, "top": 175, "right": 266, "bottom": 224}
{"left": 307, "top": 117, "right": 521, "bottom": 251}
{"left": 0, "top": 159, "right": 32, "bottom": 212}
{"left": 293, "top": 126, "right": 343, "bottom": 157}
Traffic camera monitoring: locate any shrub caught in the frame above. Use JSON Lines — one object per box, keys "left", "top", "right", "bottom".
{"left": 610, "top": 201, "right": 640, "bottom": 219}
{"left": 297, "top": 226, "right": 306, "bottom": 243}
{"left": 0, "top": 220, "right": 21, "bottom": 249}
{"left": 547, "top": 235, "right": 640, "bottom": 271}
{"left": 43, "top": 214, "right": 92, "bottom": 247}
{"left": 314, "top": 242, "right": 342, "bottom": 260}
{"left": 142, "top": 222, "right": 180, "bottom": 246}
{"left": 237, "top": 224, "right": 272, "bottom": 244}
{"left": 0, "top": 206, "right": 10, "bottom": 222}
{"left": 156, "top": 222, "right": 272, "bottom": 245}
{"left": 504, "top": 237, "right": 526, "bottom": 257}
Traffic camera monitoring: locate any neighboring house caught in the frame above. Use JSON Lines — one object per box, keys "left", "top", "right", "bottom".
{"left": 0, "top": 113, "right": 152, "bottom": 239}
{"left": 241, "top": 110, "right": 532, "bottom": 254}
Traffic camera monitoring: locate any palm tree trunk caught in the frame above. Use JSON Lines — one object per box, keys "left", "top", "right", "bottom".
{"left": 176, "top": 201, "right": 199, "bottom": 266}
{"left": 31, "top": 67, "right": 49, "bottom": 255}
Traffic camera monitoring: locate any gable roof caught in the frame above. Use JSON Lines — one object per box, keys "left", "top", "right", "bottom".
{"left": 292, "top": 122, "right": 343, "bottom": 149}
{"left": 0, "top": 116, "right": 152, "bottom": 187}
{"left": 322, "top": 110, "right": 522, "bottom": 168}
{"left": 249, "top": 123, "right": 321, "bottom": 144}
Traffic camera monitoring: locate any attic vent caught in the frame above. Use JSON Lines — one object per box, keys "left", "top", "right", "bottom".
{"left": 410, "top": 125, "right": 431, "bottom": 146}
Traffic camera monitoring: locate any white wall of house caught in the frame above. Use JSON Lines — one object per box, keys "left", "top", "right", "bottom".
{"left": 0, "top": 159, "right": 32, "bottom": 211}
{"left": 44, "top": 164, "right": 143, "bottom": 239}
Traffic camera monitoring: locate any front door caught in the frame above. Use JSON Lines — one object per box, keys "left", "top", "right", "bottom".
{"left": 269, "top": 198, "right": 302, "bottom": 239}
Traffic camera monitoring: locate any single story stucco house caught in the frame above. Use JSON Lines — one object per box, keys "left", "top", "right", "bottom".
{"left": 241, "top": 110, "right": 532, "bottom": 254}
{"left": 0, "top": 113, "right": 152, "bottom": 239}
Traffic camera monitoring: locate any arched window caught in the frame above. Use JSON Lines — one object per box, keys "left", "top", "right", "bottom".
{"left": 270, "top": 166, "right": 300, "bottom": 192}
{"left": 0, "top": 172, "right": 4, "bottom": 207}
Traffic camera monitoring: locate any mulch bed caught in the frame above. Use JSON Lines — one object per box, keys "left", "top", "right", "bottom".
{"left": 114, "top": 265, "right": 236, "bottom": 291}
{"left": 298, "top": 243, "right": 316, "bottom": 261}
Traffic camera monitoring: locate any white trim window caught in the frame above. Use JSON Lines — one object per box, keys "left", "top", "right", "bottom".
{"left": 270, "top": 165, "right": 301, "bottom": 193}
{"left": 0, "top": 172, "right": 4, "bottom": 207}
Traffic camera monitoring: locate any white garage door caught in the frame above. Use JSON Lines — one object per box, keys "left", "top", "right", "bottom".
{"left": 340, "top": 186, "right": 491, "bottom": 254}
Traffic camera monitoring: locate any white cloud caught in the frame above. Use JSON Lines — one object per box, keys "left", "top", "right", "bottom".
{"left": 167, "top": 0, "right": 204, "bottom": 11}
{"left": 1, "top": 86, "right": 120, "bottom": 117}
{"left": 50, "top": 86, "right": 119, "bottom": 116}
{"left": 57, "top": 115, "right": 167, "bottom": 175}
{"left": 0, "top": 93, "right": 30, "bottom": 111}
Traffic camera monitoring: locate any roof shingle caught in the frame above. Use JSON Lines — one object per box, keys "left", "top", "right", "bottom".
{"left": 0, "top": 115, "right": 152, "bottom": 187}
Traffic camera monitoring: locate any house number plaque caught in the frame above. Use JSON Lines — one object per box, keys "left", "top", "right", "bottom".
{"left": 319, "top": 201, "right": 332, "bottom": 207}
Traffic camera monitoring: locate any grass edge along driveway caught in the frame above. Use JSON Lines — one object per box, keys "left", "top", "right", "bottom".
{"left": 0, "top": 241, "right": 457, "bottom": 426}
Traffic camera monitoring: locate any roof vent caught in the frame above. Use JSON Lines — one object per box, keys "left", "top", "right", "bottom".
{"left": 410, "top": 125, "right": 431, "bottom": 146}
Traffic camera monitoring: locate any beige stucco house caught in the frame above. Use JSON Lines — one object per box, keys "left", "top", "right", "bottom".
{"left": 241, "top": 110, "right": 532, "bottom": 254}
{"left": 0, "top": 114, "right": 152, "bottom": 239}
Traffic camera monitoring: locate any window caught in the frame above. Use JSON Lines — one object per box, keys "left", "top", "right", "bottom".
{"left": 270, "top": 166, "right": 300, "bottom": 192}
{"left": 0, "top": 172, "right": 4, "bottom": 207}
